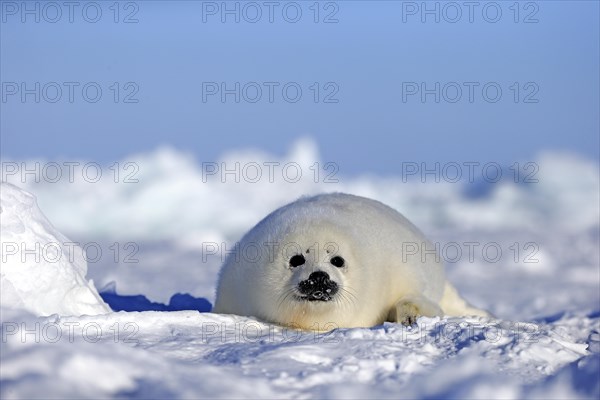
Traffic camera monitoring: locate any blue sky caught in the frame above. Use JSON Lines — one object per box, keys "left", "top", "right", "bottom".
{"left": 1, "top": 0, "right": 598, "bottom": 175}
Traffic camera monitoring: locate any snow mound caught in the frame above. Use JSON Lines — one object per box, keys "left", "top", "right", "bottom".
{"left": 0, "top": 182, "right": 109, "bottom": 316}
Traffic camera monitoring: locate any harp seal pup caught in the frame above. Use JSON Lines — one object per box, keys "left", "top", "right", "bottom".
{"left": 213, "top": 193, "right": 488, "bottom": 330}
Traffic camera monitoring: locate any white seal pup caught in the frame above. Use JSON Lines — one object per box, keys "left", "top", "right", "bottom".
{"left": 213, "top": 193, "right": 488, "bottom": 330}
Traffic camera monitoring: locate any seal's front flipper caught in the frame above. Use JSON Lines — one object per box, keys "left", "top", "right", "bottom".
{"left": 389, "top": 295, "right": 443, "bottom": 326}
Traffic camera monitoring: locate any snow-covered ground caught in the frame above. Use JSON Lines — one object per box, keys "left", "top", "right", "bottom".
{"left": 1, "top": 140, "right": 599, "bottom": 399}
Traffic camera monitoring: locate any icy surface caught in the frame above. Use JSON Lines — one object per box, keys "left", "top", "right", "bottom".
{"left": 1, "top": 141, "right": 599, "bottom": 399}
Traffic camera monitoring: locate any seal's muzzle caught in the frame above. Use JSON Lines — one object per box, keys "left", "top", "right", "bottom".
{"left": 298, "top": 271, "right": 338, "bottom": 301}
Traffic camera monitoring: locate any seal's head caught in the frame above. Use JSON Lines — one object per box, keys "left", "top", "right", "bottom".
{"left": 272, "top": 223, "right": 361, "bottom": 319}
{"left": 214, "top": 216, "right": 386, "bottom": 330}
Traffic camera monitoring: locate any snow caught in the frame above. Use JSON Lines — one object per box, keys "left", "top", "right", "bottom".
{"left": 1, "top": 140, "right": 599, "bottom": 399}
{"left": 2, "top": 310, "right": 598, "bottom": 399}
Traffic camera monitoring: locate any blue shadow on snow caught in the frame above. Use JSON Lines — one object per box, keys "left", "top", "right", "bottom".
{"left": 100, "top": 291, "right": 212, "bottom": 313}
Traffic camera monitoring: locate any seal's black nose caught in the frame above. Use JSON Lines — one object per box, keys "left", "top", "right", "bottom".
{"left": 298, "top": 271, "right": 338, "bottom": 301}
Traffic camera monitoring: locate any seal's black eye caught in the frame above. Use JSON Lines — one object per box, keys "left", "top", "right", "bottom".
{"left": 289, "top": 254, "right": 305, "bottom": 268}
{"left": 330, "top": 256, "right": 345, "bottom": 268}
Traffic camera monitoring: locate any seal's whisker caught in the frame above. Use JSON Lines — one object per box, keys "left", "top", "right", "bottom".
{"left": 339, "top": 286, "right": 359, "bottom": 307}
{"left": 277, "top": 286, "right": 297, "bottom": 311}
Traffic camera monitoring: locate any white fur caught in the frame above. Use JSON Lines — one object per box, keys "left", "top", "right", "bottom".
{"left": 213, "top": 193, "right": 488, "bottom": 330}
